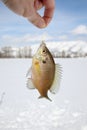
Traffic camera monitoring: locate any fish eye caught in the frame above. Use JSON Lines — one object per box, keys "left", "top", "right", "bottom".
{"left": 42, "top": 49, "right": 46, "bottom": 53}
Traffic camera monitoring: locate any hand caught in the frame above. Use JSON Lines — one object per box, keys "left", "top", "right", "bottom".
{"left": 3, "top": 0, "right": 55, "bottom": 28}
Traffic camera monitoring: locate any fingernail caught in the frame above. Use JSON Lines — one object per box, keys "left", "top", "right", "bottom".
{"left": 38, "top": 20, "right": 46, "bottom": 28}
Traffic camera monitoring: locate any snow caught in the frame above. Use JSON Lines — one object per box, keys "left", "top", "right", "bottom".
{"left": 0, "top": 58, "right": 87, "bottom": 130}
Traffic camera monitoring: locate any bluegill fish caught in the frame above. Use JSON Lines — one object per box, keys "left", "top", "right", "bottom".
{"left": 26, "top": 41, "right": 62, "bottom": 101}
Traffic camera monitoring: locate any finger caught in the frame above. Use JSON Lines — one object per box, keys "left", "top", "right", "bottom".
{"left": 34, "top": 0, "right": 43, "bottom": 10}
{"left": 2, "top": 0, "right": 24, "bottom": 16}
{"left": 1, "top": 0, "right": 8, "bottom": 3}
{"left": 27, "top": 10, "right": 46, "bottom": 28}
{"left": 43, "top": 0, "right": 55, "bottom": 25}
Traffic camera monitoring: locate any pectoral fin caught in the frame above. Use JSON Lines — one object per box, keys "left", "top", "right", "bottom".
{"left": 26, "top": 78, "right": 35, "bottom": 89}
{"left": 26, "top": 67, "right": 32, "bottom": 77}
{"left": 50, "top": 64, "right": 62, "bottom": 94}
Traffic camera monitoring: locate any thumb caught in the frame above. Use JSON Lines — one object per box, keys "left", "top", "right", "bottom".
{"left": 27, "top": 11, "right": 46, "bottom": 28}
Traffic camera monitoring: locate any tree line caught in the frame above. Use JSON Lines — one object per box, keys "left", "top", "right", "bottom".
{"left": 0, "top": 46, "right": 87, "bottom": 58}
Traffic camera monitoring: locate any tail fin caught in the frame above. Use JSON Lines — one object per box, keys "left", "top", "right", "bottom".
{"left": 38, "top": 96, "right": 52, "bottom": 102}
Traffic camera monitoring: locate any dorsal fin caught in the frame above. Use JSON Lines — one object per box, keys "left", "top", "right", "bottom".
{"left": 50, "top": 64, "right": 62, "bottom": 94}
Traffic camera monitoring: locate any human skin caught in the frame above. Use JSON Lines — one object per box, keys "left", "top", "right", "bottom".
{"left": 2, "top": 0, "right": 55, "bottom": 28}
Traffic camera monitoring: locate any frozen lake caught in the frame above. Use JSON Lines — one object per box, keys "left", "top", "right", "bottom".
{"left": 0, "top": 58, "right": 87, "bottom": 130}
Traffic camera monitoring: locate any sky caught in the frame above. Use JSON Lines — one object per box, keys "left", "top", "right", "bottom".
{"left": 0, "top": 0, "right": 87, "bottom": 47}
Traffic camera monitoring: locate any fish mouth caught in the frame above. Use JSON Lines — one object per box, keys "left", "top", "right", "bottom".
{"left": 40, "top": 41, "right": 46, "bottom": 47}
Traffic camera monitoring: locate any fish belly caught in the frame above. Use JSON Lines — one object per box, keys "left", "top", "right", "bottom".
{"left": 32, "top": 69, "right": 55, "bottom": 97}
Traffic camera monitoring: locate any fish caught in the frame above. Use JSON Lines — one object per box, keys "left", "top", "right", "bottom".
{"left": 26, "top": 41, "right": 62, "bottom": 101}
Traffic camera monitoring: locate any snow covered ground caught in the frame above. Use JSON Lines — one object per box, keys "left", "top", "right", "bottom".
{"left": 0, "top": 58, "right": 87, "bottom": 130}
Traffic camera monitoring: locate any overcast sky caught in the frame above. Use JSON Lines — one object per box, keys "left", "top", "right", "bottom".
{"left": 0, "top": 0, "right": 87, "bottom": 47}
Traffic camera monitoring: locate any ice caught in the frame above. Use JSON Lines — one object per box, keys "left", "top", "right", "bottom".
{"left": 0, "top": 58, "right": 87, "bottom": 130}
